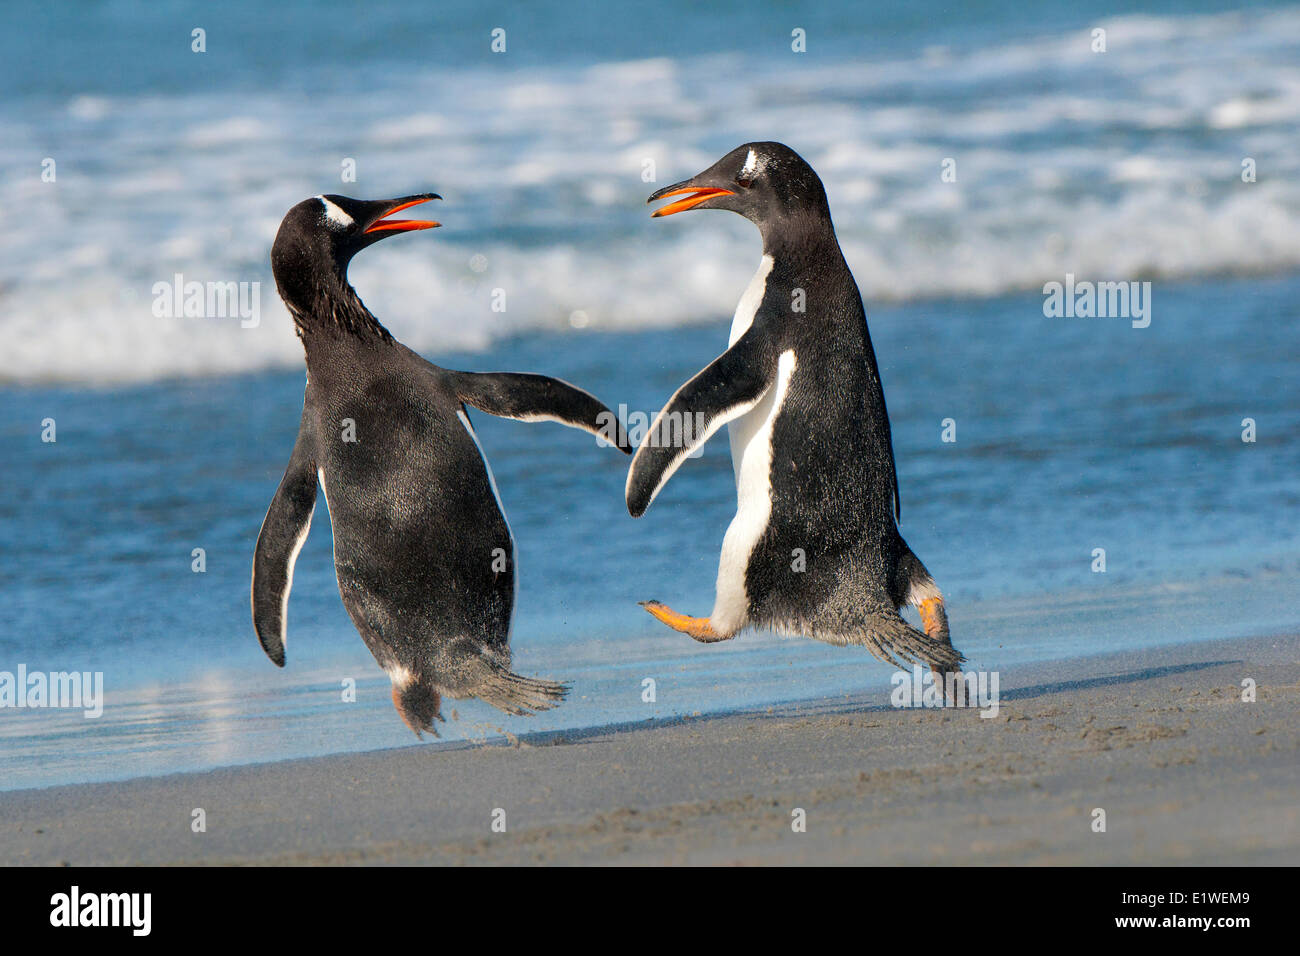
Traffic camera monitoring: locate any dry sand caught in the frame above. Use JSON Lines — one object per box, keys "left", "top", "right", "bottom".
{"left": 1, "top": 634, "right": 1295, "bottom": 865}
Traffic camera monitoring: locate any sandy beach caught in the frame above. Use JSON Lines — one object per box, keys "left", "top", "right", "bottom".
{"left": 1, "top": 633, "right": 1294, "bottom": 866}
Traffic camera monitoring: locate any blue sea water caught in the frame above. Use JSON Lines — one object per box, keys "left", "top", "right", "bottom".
{"left": 1, "top": 1, "right": 1298, "bottom": 790}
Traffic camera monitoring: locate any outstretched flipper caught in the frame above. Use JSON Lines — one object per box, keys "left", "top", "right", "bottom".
{"left": 449, "top": 370, "right": 632, "bottom": 453}
{"left": 251, "top": 416, "right": 317, "bottom": 666}
{"left": 626, "top": 330, "right": 776, "bottom": 517}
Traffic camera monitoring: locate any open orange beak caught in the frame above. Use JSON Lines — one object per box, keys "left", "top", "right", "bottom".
{"left": 364, "top": 197, "right": 441, "bottom": 233}
{"left": 648, "top": 186, "right": 735, "bottom": 218}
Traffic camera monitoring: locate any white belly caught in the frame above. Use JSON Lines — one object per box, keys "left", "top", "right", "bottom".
{"left": 726, "top": 254, "right": 774, "bottom": 487}
{"left": 713, "top": 349, "right": 796, "bottom": 634}
{"left": 729, "top": 255, "right": 774, "bottom": 346}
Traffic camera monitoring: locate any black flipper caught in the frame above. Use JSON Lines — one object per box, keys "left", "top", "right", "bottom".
{"left": 251, "top": 412, "right": 317, "bottom": 667}
{"left": 625, "top": 330, "right": 776, "bottom": 518}
{"left": 449, "top": 370, "right": 632, "bottom": 453}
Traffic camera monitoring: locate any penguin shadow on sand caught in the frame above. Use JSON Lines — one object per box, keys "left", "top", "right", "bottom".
{"left": 252, "top": 192, "right": 631, "bottom": 737}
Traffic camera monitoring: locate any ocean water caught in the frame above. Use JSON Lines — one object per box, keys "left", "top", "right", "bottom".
{"left": 2, "top": 1, "right": 1299, "bottom": 790}
{"left": 5, "top": 1, "right": 1300, "bottom": 382}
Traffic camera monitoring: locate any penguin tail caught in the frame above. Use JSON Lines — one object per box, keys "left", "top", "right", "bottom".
{"left": 856, "top": 606, "right": 965, "bottom": 676}
{"left": 474, "top": 661, "right": 570, "bottom": 717}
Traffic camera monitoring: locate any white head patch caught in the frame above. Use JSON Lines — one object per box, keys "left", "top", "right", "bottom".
{"left": 740, "top": 148, "right": 760, "bottom": 180}
{"left": 317, "top": 196, "right": 354, "bottom": 229}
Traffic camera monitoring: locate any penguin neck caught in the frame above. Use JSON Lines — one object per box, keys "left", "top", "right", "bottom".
{"left": 284, "top": 269, "right": 394, "bottom": 347}
{"left": 758, "top": 209, "right": 842, "bottom": 265}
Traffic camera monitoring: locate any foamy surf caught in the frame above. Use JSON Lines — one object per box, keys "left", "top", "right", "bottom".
{"left": 5, "top": 7, "right": 1300, "bottom": 384}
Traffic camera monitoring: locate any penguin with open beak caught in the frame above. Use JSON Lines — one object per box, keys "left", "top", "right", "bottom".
{"left": 254, "top": 193, "right": 631, "bottom": 735}
{"left": 630, "top": 143, "right": 963, "bottom": 679}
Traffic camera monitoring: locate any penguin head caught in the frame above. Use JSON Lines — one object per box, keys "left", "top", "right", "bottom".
{"left": 271, "top": 193, "right": 440, "bottom": 303}
{"left": 647, "top": 142, "right": 830, "bottom": 236}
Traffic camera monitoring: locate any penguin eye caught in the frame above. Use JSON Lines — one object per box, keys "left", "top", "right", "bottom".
{"left": 735, "top": 176, "right": 754, "bottom": 189}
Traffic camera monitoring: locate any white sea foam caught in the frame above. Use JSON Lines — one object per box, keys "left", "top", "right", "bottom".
{"left": 5, "top": 8, "right": 1300, "bottom": 384}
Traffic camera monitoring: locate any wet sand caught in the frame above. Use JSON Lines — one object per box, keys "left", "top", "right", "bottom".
{"left": 1, "top": 634, "right": 1295, "bottom": 866}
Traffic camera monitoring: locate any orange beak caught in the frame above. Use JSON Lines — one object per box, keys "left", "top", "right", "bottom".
{"left": 649, "top": 187, "right": 735, "bottom": 218}
{"left": 364, "top": 197, "right": 441, "bottom": 233}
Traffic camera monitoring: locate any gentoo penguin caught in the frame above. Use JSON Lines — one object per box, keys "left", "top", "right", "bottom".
{"left": 629, "top": 143, "right": 963, "bottom": 678}
{"left": 254, "top": 193, "right": 630, "bottom": 735}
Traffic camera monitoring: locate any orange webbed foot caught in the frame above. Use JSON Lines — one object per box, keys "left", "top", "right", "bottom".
{"left": 639, "top": 600, "right": 731, "bottom": 643}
